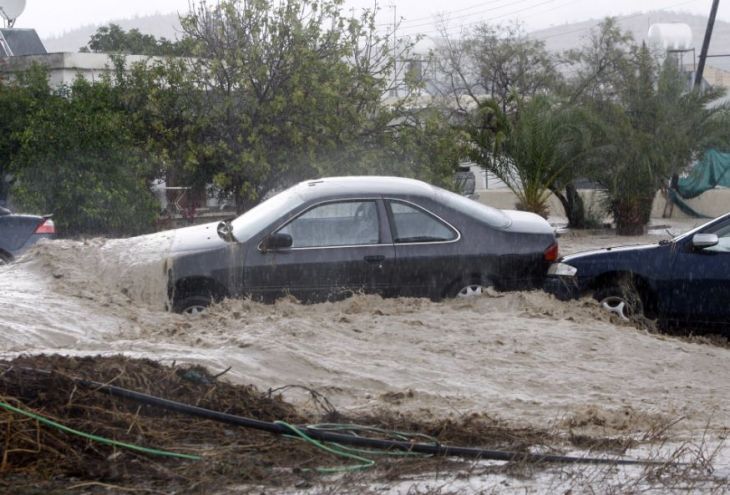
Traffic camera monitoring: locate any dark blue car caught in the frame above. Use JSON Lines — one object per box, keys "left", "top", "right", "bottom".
{"left": 0, "top": 207, "right": 56, "bottom": 264}
{"left": 544, "top": 212, "right": 730, "bottom": 326}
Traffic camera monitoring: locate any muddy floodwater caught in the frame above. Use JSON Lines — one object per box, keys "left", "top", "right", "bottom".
{"left": 1, "top": 220, "right": 729, "bottom": 492}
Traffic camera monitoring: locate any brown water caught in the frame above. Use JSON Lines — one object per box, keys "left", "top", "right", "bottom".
{"left": 1, "top": 225, "right": 728, "bottom": 454}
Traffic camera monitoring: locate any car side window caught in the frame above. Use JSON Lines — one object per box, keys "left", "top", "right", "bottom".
{"left": 704, "top": 222, "right": 730, "bottom": 253}
{"left": 277, "top": 200, "right": 379, "bottom": 248}
{"left": 387, "top": 201, "right": 457, "bottom": 243}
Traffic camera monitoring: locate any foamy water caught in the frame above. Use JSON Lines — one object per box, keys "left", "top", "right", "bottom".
{"left": 1, "top": 226, "right": 729, "bottom": 488}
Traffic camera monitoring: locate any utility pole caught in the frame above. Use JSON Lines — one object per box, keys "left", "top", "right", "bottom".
{"left": 695, "top": 0, "right": 721, "bottom": 90}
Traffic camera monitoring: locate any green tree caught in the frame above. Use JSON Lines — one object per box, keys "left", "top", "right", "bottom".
{"left": 80, "top": 23, "right": 196, "bottom": 56}
{"left": 433, "top": 22, "right": 604, "bottom": 226}
{"left": 0, "top": 65, "right": 56, "bottom": 204}
{"left": 434, "top": 22, "right": 559, "bottom": 115}
{"left": 108, "top": 55, "right": 208, "bottom": 198}
{"left": 473, "top": 95, "right": 595, "bottom": 219}
{"left": 10, "top": 73, "right": 158, "bottom": 236}
{"left": 562, "top": 18, "right": 634, "bottom": 104}
{"left": 569, "top": 20, "right": 730, "bottom": 234}
{"left": 172, "top": 0, "right": 455, "bottom": 212}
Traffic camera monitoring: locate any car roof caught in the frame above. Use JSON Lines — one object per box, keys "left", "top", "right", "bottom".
{"left": 295, "top": 176, "right": 437, "bottom": 201}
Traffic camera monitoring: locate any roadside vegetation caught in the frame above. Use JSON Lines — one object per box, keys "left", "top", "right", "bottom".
{"left": 1, "top": 1, "right": 729, "bottom": 235}
{"left": 2, "top": 355, "right": 725, "bottom": 493}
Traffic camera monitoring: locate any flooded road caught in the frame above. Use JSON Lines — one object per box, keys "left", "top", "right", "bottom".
{"left": 1, "top": 224, "right": 728, "bottom": 491}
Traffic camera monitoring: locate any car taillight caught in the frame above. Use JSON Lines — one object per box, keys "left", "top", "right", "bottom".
{"left": 544, "top": 242, "right": 559, "bottom": 262}
{"left": 34, "top": 218, "right": 56, "bottom": 234}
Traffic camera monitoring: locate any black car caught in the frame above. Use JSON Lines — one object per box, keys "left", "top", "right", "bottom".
{"left": 0, "top": 207, "right": 56, "bottom": 264}
{"left": 168, "top": 177, "right": 558, "bottom": 313}
{"left": 544, "top": 212, "right": 730, "bottom": 325}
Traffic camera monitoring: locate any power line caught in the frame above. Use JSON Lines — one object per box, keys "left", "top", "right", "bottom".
{"left": 397, "top": 0, "right": 558, "bottom": 35}
{"left": 400, "top": 0, "right": 580, "bottom": 38}
{"left": 424, "top": 0, "right": 582, "bottom": 39}
{"left": 379, "top": 0, "right": 534, "bottom": 28}
{"left": 390, "top": 0, "right": 707, "bottom": 42}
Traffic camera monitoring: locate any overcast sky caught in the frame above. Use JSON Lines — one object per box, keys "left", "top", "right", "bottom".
{"left": 10, "top": 0, "right": 730, "bottom": 39}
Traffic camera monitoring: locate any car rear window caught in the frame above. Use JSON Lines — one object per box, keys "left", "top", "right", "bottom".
{"left": 435, "top": 187, "right": 511, "bottom": 229}
{"left": 387, "top": 201, "right": 457, "bottom": 243}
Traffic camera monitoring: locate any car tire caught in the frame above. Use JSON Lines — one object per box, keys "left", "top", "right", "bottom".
{"left": 593, "top": 284, "right": 643, "bottom": 321}
{"left": 447, "top": 277, "right": 494, "bottom": 299}
{"left": 173, "top": 294, "right": 213, "bottom": 315}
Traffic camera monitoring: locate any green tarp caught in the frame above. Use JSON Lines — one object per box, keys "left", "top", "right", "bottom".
{"left": 668, "top": 190, "right": 712, "bottom": 219}
{"left": 677, "top": 149, "right": 730, "bottom": 199}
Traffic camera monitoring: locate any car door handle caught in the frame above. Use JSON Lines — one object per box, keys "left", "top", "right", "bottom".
{"left": 364, "top": 255, "right": 386, "bottom": 263}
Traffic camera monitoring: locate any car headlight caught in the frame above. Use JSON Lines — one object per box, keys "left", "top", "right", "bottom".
{"left": 548, "top": 262, "right": 578, "bottom": 277}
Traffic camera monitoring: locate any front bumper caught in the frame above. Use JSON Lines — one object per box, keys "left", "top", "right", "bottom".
{"left": 543, "top": 275, "right": 582, "bottom": 300}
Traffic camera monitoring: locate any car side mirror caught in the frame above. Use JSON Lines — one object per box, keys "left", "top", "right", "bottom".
{"left": 692, "top": 233, "right": 719, "bottom": 249}
{"left": 260, "top": 233, "right": 293, "bottom": 252}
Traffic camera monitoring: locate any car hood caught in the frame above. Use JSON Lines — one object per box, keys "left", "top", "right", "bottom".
{"left": 501, "top": 210, "right": 554, "bottom": 234}
{"left": 170, "top": 221, "right": 230, "bottom": 253}
{"left": 560, "top": 243, "right": 661, "bottom": 263}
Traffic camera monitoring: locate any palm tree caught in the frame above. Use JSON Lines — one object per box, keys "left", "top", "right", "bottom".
{"left": 591, "top": 46, "right": 730, "bottom": 234}
{"left": 471, "top": 95, "right": 595, "bottom": 220}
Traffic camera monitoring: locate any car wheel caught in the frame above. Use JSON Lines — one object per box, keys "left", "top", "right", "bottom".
{"left": 448, "top": 277, "right": 493, "bottom": 299}
{"left": 174, "top": 295, "right": 213, "bottom": 315}
{"left": 456, "top": 283, "right": 487, "bottom": 298}
{"left": 593, "top": 285, "right": 643, "bottom": 321}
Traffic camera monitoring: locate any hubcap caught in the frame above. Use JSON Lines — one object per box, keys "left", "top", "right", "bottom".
{"left": 457, "top": 284, "right": 485, "bottom": 298}
{"left": 183, "top": 305, "right": 207, "bottom": 315}
{"left": 600, "top": 296, "right": 630, "bottom": 321}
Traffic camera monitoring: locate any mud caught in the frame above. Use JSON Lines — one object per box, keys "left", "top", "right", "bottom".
{"left": 0, "top": 355, "right": 599, "bottom": 493}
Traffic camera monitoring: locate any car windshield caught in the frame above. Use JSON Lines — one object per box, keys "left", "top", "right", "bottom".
{"left": 434, "top": 186, "right": 511, "bottom": 229}
{"left": 670, "top": 213, "right": 729, "bottom": 243}
{"left": 230, "top": 186, "right": 304, "bottom": 242}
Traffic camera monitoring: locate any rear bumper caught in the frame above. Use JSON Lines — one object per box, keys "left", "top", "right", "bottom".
{"left": 543, "top": 275, "right": 582, "bottom": 300}
{"left": 16, "top": 233, "right": 55, "bottom": 256}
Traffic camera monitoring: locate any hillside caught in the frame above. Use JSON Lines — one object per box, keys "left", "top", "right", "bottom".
{"left": 41, "top": 9, "right": 730, "bottom": 73}
{"left": 531, "top": 10, "right": 730, "bottom": 71}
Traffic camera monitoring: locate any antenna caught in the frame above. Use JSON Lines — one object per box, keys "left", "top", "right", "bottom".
{"left": 0, "top": 0, "right": 26, "bottom": 28}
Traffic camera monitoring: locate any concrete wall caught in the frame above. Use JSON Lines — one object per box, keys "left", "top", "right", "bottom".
{"left": 476, "top": 188, "right": 730, "bottom": 220}
{"left": 0, "top": 52, "right": 161, "bottom": 86}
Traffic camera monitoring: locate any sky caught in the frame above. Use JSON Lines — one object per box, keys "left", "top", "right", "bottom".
{"left": 8, "top": 0, "right": 730, "bottom": 39}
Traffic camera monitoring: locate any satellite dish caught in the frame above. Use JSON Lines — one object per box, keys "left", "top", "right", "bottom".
{"left": 0, "top": 0, "right": 26, "bottom": 27}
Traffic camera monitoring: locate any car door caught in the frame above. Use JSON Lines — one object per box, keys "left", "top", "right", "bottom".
{"left": 668, "top": 219, "right": 730, "bottom": 322}
{"left": 244, "top": 199, "right": 394, "bottom": 301}
{"left": 384, "top": 199, "right": 462, "bottom": 298}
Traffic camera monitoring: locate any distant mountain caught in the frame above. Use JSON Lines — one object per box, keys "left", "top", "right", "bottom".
{"left": 42, "top": 13, "right": 182, "bottom": 53}
{"left": 531, "top": 11, "right": 730, "bottom": 72}
{"left": 41, "top": 9, "right": 730, "bottom": 74}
